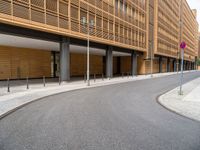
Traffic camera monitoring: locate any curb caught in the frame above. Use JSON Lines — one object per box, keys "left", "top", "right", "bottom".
{"left": 157, "top": 78, "right": 200, "bottom": 123}
{"left": 0, "top": 71, "right": 198, "bottom": 120}
{"left": 157, "top": 93, "right": 200, "bottom": 123}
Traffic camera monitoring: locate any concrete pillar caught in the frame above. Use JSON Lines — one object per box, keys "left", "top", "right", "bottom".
{"left": 192, "top": 62, "right": 194, "bottom": 70}
{"left": 167, "top": 58, "right": 170, "bottom": 72}
{"left": 191, "top": 62, "right": 193, "bottom": 70}
{"left": 60, "top": 37, "right": 70, "bottom": 82}
{"left": 131, "top": 52, "right": 137, "bottom": 76}
{"left": 106, "top": 46, "right": 113, "bottom": 78}
{"left": 173, "top": 59, "right": 177, "bottom": 72}
{"left": 179, "top": 60, "right": 181, "bottom": 71}
{"left": 183, "top": 61, "right": 185, "bottom": 71}
{"left": 195, "top": 62, "right": 197, "bottom": 70}
{"left": 159, "top": 57, "right": 162, "bottom": 73}
{"left": 185, "top": 61, "right": 188, "bottom": 70}
{"left": 184, "top": 61, "right": 187, "bottom": 70}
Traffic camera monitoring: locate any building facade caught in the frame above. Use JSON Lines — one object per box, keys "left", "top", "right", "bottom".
{"left": 0, "top": 0, "right": 199, "bottom": 81}
{"left": 198, "top": 33, "right": 200, "bottom": 58}
{"left": 180, "top": 0, "right": 198, "bottom": 70}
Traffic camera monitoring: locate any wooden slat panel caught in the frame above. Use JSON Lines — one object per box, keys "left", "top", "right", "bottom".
{"left": 31, "top": 8, "right": 45, "bottom": 23}
{"left": 70, "top": 53, "right": 103, "bottom": 76}
{"left": 13, "top": 3, "right": 29, "bottom": 19}
{"left": 0, "top": 46, "right": 51, "bottom": 80}
{"left": 0, "top": 0, "right": 11, "bottom": 15}
{"left": 0, "top": 49, "right": 11, "bottom": 79}
{"left": 46, "top": 13, "right": 58, "bottom": 27}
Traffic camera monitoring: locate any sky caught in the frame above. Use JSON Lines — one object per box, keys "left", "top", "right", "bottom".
{"left": 187, "top": 0, "right": 200, "bottom": 31}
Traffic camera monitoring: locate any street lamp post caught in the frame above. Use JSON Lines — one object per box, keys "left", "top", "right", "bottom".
{"left": 150, "top": 42, "right": 153, "bottom": 78}
{"left": 81, "top": 17, "right": 94, "bottom": 86}
{"left": 179, "top": 42, "right": 186, "bottom": 95}
{"left": 177, "top": 52, "right": 179, "bottom": 74}
{"left": 179, "top": 48, "right": 184, "bottom": 95}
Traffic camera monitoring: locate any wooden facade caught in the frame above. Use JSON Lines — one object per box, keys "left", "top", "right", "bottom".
{"left": 198, "top": 33, "right": 200, "bottom": 57}
{"left": 154, "top": 0, "right": 180, "bottom": 59}
{"left": 0, "top": 45, "right": 51, "bottom": 80}
{"left": 0, "top": 0, "right": 199, "bottom": 80}
{"left": 180, "top": 0, "right": 198, "bottom": 61}
{"left": 0, "top": 0, "right": 148, "bottom": 53}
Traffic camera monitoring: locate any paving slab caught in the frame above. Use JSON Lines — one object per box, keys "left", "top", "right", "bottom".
{"left": 183, "top": 85, "right": 200, "bottom": 102}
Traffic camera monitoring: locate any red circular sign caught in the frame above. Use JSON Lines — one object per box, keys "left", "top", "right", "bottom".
{"left": 180, "top": 42, "right": 186, "bottom": 49}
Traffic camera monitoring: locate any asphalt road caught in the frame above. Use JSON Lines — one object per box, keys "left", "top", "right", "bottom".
{"left": 0, "top": 72, "right": 200, "bottom": 150}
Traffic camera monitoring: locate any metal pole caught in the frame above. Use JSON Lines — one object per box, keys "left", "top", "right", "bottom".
{"left": 26, "top": 77, "right": 29, "bottom": 89}
{"left": 179, "top": 48, "right": 184, "bottom": 95}
{"left": 7, "top": 78, "right": 10, "bottom": 92}
{"left": 150, "top": 43, "right": 153, "bottom": 77}
{"left": 177, "top": 61, "right": 179, "bottom": 74}
{"left": 43, "top": 76, "right": 46, "bottom": 87}
{"left": 87, "top": 26, "right": 90, "bottom": 86}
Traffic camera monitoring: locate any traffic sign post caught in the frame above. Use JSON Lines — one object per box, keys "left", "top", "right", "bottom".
{"left": 179, "top": 42, "right": 186, "bottom": 95}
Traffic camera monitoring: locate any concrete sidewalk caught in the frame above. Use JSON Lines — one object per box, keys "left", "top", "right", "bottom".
{"left": 159, "top": 75, "right": 200, "bottom": 122}
{"left": 0, "top": 70, "right": 197, "bottom": 118}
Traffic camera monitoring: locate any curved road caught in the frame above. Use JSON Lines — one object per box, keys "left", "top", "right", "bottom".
{"left": 0, "top": 72, "right": 200, "bottom": 150}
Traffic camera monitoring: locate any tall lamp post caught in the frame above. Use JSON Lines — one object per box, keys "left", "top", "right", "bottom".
{"left": 150, "top": 42, "right": 154, "bottom": 78}
{"left": 179, "top": 41, "right": 186, "bottom": 95}
{"left": 81, "top": 17, "right": 94, "bottom": 86}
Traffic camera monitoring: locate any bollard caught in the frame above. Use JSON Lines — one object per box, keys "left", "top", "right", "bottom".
{"left": 122, "top": 72, "right": 124, "bottom": 78}
{"left": 102, "top": 73, "right": 104, "bottom": 81}
{"left": 26, "top": 77, "right": 29, "bottom": 89}
{"left": 7, "top": 78, "right": 10, "bottom": 92}
{"left": 94, "top": 74, "right": 96, "bottom": 82}
{"left": 127, "top": 72, "right": 129, "bottom": 78}
{"left": 43, "top": 76, "right": 46, "bottom": 87}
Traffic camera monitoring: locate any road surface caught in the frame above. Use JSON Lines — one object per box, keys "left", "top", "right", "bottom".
{"left": 0, "top": 72, "right": 200, "bottom": 150}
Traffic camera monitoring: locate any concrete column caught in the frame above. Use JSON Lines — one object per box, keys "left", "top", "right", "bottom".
{"left": 191, "top": 62, "right": 193, "bottom": 70}
{"left": 106, "top": 46, "right": 113, "bottom": 78}
{"left": 192, "top": 62, "right": 194, "bottom": 70}
{"left": 183, "top": 61, "right": 185, "bottom": 71}
{"left": 184, "top": 61, "right": 187, "bottom": 71}
{"left": 173, "top": 59, "right": 177, "bottom": 72}
{"left": 179, "top": 59, "right": 181, "bottom": 71}
{"left": 60, "top": 37, "right": 70, "bottom": 82}
{"left": 159, "top": 57, "right": 162, "bottom": 73}
{"left": 167, "top": 58, "right": 170, "bottom": 72}
{"left": 195, "top": 62, "right": 197, "bottom": 70}
{"left": 186, "top": 61, "right": 189, "bottom": 70}
{"left": 131, "top": 52, "right": 137, "bottom": 76}
{"left": 185, "top": 61, "right": 187, "bottom": 70}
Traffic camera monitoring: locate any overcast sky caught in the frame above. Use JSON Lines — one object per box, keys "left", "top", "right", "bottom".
{"left": 187, "top": 0, "right": 200, "bottom": 31}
